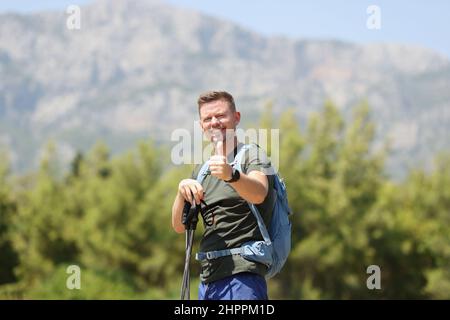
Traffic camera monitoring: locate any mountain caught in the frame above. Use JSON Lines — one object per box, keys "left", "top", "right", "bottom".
{"left": 1, "top": 0, "right": 449, "bottom": 177}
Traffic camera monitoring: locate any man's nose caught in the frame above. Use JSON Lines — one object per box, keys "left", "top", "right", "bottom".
{"left": 210, "top": 116, "right": 222, "bottom": 127}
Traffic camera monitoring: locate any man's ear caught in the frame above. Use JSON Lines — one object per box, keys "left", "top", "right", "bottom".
{"left": 235, "top": 111, "right": 241, "bottom": 125}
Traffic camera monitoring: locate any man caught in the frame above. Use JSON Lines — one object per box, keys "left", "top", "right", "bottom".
{"left": 171, "top": 91, "right": 275, "bottom": 300}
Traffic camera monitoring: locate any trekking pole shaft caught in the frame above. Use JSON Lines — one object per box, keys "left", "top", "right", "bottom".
{"left": 180, "top": 230, "right": 194, "bottom": 300}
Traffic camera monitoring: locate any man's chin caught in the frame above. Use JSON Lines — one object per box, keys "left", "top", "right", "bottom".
{"left": 205, "top": 128, "right": 236, "bottom": 142}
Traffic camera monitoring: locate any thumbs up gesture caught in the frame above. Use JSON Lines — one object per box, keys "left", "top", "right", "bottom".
{"left": 209, "top": 139, "right": 233, "bottom": 181}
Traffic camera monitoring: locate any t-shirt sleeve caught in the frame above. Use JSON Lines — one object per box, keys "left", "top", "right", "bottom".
{"left": 242, "top": 145, "right": 274, "bottom": 176}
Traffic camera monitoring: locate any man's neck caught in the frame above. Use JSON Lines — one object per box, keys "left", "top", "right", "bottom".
{"left": 225, "top": 137, "right": 239, "bottom": 157}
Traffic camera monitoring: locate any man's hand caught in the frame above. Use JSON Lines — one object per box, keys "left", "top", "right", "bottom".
{"left": 209, "top": 155, "right": 232, "bottom": 181}
{"left": 209, "top": 140, "right": 232, "bottom": 181}
{"left": 178, "top": 179, "right": 204, "bottom": 206}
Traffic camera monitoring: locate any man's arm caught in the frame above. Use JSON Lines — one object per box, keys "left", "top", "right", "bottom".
{"left": 171, "top": 192, "right": 186, "bottom": 234}
{"left": 228, "top": 170, "right": 268, "bottom": 204}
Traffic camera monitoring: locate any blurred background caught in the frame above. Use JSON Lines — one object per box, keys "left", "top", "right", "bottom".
{"left": 0, "top": 0, "right": 449, "bottom": 299}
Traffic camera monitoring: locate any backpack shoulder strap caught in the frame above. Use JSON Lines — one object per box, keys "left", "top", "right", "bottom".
{"left": 196, "top": 161, "right": 210, "bottom": 184}
{"left": 232, "top": 143, "right": 258, "bottom": 172}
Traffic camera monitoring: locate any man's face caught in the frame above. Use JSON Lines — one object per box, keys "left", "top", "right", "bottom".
{"left": 199, "top": 99, "right": 240, "bottom": 143}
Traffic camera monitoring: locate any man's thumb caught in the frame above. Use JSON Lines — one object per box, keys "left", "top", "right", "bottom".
{"left": 215, "top": 140, "right": 224, "bottom": 156}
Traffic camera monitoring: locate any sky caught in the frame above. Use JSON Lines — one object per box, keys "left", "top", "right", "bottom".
{"left": 1, "top": 0, "right": 449, "bottom": 58}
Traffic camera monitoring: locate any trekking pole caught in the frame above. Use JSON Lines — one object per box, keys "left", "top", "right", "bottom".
{"left": 180, "top": 195, "right": 200, "bottom": 300}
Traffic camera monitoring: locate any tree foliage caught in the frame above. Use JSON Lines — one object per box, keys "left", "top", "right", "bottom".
{"left": 0, "top": 102, "right": 449, "bottom": 299}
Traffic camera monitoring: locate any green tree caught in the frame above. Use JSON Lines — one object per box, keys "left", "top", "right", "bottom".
{"left": 8, "top": 143, "right": 77, "bottom": 290}
{"left": 0, "top": 151, "right": 19, "bottom": 285}
{"left": 271, "top": 101, "right": 388, "bottom": 299}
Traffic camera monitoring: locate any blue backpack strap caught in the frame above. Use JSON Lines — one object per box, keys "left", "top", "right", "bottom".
{"left": 196, "top": 161, "right": 210, "bottom": 184}
{"left": 233, "top": 144, "right": 272, "bottom": 246}
{"left": 196, "top": 247, "right": 244, "bottom": 261}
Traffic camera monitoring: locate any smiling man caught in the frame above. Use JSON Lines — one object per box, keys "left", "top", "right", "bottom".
{"left": 171, "top": 91, "right": 275, "bottom": 300}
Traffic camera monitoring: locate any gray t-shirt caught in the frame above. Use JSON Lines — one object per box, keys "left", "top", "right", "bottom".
{"left": 191, "top": 143, "right": 275, "bottom": 284}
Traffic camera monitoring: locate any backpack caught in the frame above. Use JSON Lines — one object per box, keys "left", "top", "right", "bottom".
{"left": 194, "top": 143, "right": 292, "bottom": 279}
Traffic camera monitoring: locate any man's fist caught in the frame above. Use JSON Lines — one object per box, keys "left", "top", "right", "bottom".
{"left": 209, "top": 155, "right": 232, "bottom": 181}
{"left": 178, "top": 179, "right": 204, "bottom": 205}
